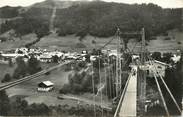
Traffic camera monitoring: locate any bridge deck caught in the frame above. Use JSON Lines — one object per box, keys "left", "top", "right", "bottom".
{"left": 118, "top": 66, "right": 137, "bottom": 117}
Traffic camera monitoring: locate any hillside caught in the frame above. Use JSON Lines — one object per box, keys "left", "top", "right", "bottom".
{"left": 0, "top": 6, "right": 21, "bottom": 18}
{"left": 0, "top": 0, "right": 182, "bottom": 45}
{"left": 31, "top": 0, "right": 89, "bottom": 9}
{"left": 55, "top": 2, "right": 182, "bottom": 38}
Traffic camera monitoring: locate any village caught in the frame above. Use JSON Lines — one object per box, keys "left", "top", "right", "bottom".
{"left": 0, "top": 0, "right": 182, "bottom": 116}
{"left": 0, "top": 44, "right": 182, "bottom": 116}
{"left": 0, "top": 46, "right": 181, "bottom": 92}
{"left": 0, "top": 46, "right": 181, "bottom": 63}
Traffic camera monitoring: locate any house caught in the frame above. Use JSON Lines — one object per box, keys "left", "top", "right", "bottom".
{"left": 39, "top": 54, "right": 53, "bottom": 63}
{"left": 132, "top": 55, "right": 140, "bottom": 61}
{"left": 82, "top": 50, "right": 88, "bottom": 54}
{"left": 90, "top": 55, "right": 97, "bottom": 61}
{"left": 63, "top": 52, "right": 77, "bottom": 60}
{"left": 37, "top": 81, "right": 54, "bottom": 92}
{"left": 108, "top": 49, "right": 117, "bottom": 57}
{"left": 1, "top": 53, "right": 24, "bottom": 63}
{"left": 171, "top": 55, "right": 181, "bottom": 63}
{"left": 15, "top": 47, "right": 28, "bottom": 55}
{"left": 145, "top": 60, "right": 169, "bottom": 78}
{"left": 1, "top": 53, "right": 24, "bottom": 58}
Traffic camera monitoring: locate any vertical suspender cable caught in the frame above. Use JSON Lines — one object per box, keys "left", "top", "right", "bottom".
{"left": 116, "top": 51, "right": 119, "bottom": 97}
{"left": 108, "top": 55, "right": 112, "bottom": 98}
{"left": 104, "top": 59, "right": 108, "bottom": 116}
{"left": 91, "top": 61, "right": 96, "bottom": 117}
{"left": 98, "top": 51, "right": 103, "bottom": 117}
{"left": 112, "top": 58, "right": 116, "bottom": 97}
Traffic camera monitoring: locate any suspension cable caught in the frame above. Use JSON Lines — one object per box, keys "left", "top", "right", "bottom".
{"left": 98, "top": 30, "right": 119, "bottom": 50}
{"left": 90, "top": 31, "right": 118, "bottom": 116}
{"left": 91, "top": 28, "right": 140, "bottom": 115}
{"left": 148, "top": 56, "right": 182, "bottom": 114}
{"left": 147, "top": 57, "right": 170, "bottom": 116}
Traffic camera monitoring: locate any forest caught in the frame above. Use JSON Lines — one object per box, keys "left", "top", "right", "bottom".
{"left": 0, "top": 1, "right": 182, "bottom": 39}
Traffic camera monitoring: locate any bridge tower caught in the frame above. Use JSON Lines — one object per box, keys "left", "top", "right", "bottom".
{"left": 137, "top": 28, "right": 147, "bottom": 116}
{"left": 115, "top": 28, "right": 123, "bottom": 97}
{"left": 181, "top": 8, "right": 183, "bottom": 31}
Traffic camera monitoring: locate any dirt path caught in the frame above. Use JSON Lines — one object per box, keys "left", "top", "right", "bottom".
{"left": 49, "top": 6, "right": 57, "bottom": 33}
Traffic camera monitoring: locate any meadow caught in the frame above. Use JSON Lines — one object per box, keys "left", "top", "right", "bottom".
{"left": 35, "top": 30, "right": 183, "bottom": 53}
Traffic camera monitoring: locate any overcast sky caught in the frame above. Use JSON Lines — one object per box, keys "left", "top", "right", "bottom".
{"left": 0, "top": 0, "right": 183, "bottom": 8}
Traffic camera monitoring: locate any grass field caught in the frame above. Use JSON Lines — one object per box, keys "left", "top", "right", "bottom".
{"left": 0, "top": 29, "right": 182, "bottom": 52}
{"left": 35, "top": 30, "right": 183, "bottom": 53}
{"left": 5, "top": 64, "right": 111, "bottom": 107}
{"left": 6, "top": 67, "right": 72, "bottom": 104}
{"left": 0, "top": 33, "right": 37, "bottom": 50}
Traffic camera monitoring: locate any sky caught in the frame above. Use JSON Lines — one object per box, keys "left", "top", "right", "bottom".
{"left": 0, "top": 0, "right": 183, "bottom": 8}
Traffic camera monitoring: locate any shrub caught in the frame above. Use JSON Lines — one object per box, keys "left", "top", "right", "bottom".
{"left": 164, "top": 37, "right": 171, "bottom": 40}
{"left": 177, "top": 41, "right": 181, "bottom": 44}
{"left": 1, "top": 73, "right": 11, "bottom": 83}
{"left": 45, "top": 71, "right": 50, "bottom": 75}
{"left": 75, "top": 43, "right": 86, "bottom": 48}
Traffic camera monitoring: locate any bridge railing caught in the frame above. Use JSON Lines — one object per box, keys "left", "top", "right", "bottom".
{"left": 113, "top": 73, "right": 132, "bottom": 117}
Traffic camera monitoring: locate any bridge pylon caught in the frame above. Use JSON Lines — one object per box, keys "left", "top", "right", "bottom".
{"left": 137, "top": 28, "right": 147, "bottom": 116}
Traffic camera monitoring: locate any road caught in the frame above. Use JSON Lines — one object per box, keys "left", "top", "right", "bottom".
{"left": 0, "top": 61, "right": 71, "bottom": 91}
{"left": 118, "top": 65, "right": 137, "bottom": 117}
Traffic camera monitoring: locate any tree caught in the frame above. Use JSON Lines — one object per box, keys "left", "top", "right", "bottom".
{"left": 163, "top": 64, "right": 182, "bottom": 115}
{"left": 93, "top": 57, "right": 104, "bottom": 69}
{"left": 151, "top": 52, "right": 162, "bottom": 61}
{"left": 162, "top": 52, "right": 172, "bottom": 63}
{"left": 35, "top": 23, "right": 50, "bottom": 39}
{"left": 92, "top": 40, "right": 96, "bottom": 45}
{"left": 28, "top": 56, "right": 42, "bottom": 74}
{"left": 60, "top": 71, "right": 98, "bottom": 94}
{"left": 85, "top": 54, "right": 91, "bottom": 63}
{"left": 8, "top": 58, "right": 13, "bottom": 67}
{"left": 0, "top": 90, "right": 10, "bottom": 115}
{"left": 23, "top": 103, "right": 50, "bottom": 116}
{"left": 10, "top": 97, "right": 28, "bottom": 115}
{"left": 13, "top": 57, "right": 27, "bottom": 79}
{"left": 1, "top": 73, "right": 11, "bottom": 83}
{"left": 52, "top": 55, "right": 59, "bottom": 63}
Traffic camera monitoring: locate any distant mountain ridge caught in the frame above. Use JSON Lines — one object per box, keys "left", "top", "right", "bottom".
{"left": 0, "top": 0, "right": 90, "bottom": 18}
{"left": 31, "top": 0, "right": 90, "bottom": 9}
{"left": 0, "top": 0, "right": 182, "bottom": 40}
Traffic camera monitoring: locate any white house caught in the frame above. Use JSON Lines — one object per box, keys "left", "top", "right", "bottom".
{"left": 1, "top": 53, "right": 24, "bottom": 58}
{"left": 37, "top": 81, "right": 54, "bottom": 92}
{"left": 145, "top": 60, "right": 169, "bottom": 78}
{"left": 39, "top": 54, "right": 53, "bottom": 62}
{"left": 15, "top": 47, "right": 28, "bottom": 55}
{"left": 171, "top": 55, "right": 181, "bottom": 63}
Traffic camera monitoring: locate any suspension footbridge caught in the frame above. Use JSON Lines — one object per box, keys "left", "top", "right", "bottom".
{"left": 0, "top": 27, "right": 182, "bottom": 117}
